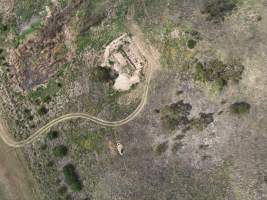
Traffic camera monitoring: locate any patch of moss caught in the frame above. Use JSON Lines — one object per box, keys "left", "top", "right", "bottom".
{"left": 230, "top": 102, "right": 250, "bottom": 115}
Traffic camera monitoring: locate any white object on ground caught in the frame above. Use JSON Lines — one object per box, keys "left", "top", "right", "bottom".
{"left": 116, "top": 142, "right": 124, "bottom": 156}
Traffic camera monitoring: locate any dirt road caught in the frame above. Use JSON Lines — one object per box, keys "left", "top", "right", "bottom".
{"left": 0, "top": 22, "right": 160, "bottom": 148}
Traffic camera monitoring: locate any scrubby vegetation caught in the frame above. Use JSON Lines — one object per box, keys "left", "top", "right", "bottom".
{"left": 14, "top": 0, "right": 51, "bottom": 23}
{"left": 37, "top": 105, "right": 48, "bottom": 115}
{"left": 160, "top": 101, "right": 192, "bottom": 131}
{"left": 190, "top": 113, "right": 214, "bottom": 131}
{"left": 160, "top": 102, "right": 214, "bottom": 132}
{"left": 79, "top": 132, "right": 105, "bottom": 153}
{"left": 29, "top": 80, "right": 62, "bottom": 103}
{"left": 47, "top": 130, "right": 59, "bottom": 140}
{"left": 230, "top": 102, "right": 251, "bottom": 115}
{"left": 63, "top": 164, "right": 82, "bottom": 192}
{"left": 91, "top": 67, "right": 118, "bottom": 83}
{"left": 194, "top": 59, "right": 244, "bottom": 91}
{"left": 202, "top": 0, "right": 238, "bottom": 22}
{"left": 16, "top": 18, "right": 43, "bottom": 44}
{"left": 53, "top": 145, "right": 68, "bottom": 158}
{"left": 187, "top": 39, "right": 197, "bottom": 49}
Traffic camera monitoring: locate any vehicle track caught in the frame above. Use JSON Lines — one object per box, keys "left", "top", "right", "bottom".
{"left": 0, "top": 23, "right": 160, "bottom": 148}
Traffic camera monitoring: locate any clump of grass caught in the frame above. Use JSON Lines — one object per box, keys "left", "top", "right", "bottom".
{"left": 15, "top": 0, "right": 51, "bottom": 23}
{"left": 76, "top": 19, "right": 124, "bottom": 52}
{"left": 47, "top": 131, "right": 59, "bottom": 140}
{"left": 63, "top": 164, "right": 82, "bottom": 192}
{"left": 80, "top": 132, "right": 105, "bottom": 153}
{"left": 187, "top": 39, "right": 197, "bottom": 49}
{"left": 29, "top": 80, "right": 62, "bottom": 103}
{"left": 230, "top": 102, "right": 250, "bottom": 115}
{"left": 53, "top": 145, "right": 68, "bottom": 158}
{"left": 17, "top": 18, "right": 43, "bottom": 43}
{"left": 161, "top": 37, "right": 181, "bottom": 68}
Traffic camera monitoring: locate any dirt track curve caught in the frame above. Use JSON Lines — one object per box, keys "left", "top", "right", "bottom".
{"left": 0, "top": 23, "right": 160, "bottom": 148}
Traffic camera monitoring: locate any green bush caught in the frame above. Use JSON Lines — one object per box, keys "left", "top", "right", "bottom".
{"left": 47, "top": 131, "right": 59, "bottom": 140}
{"left": 63, "top": 164, "right": 82, "bottom": 192}
{"left": 230, "top": 102, "right": 250, "bottom": 115}
{"left": 194, "top": 60, "right": 244, "bottom": 91}
{"left": 53, "top": 145, "right": 68, "bottom": 158}
{"left": 91, "top": 67, "right": 118, "bottom": 82}
{"left": 187, "top": 39, "right": 197, "bottom": 49}
{"left": 37, "top": 106, "right": 48, "bottom": 115}
{"left": 160, "top": 101, "right": 192, "bottom": 130}
{"left": 190, "top": 113, "right": 214, "bottom": 131}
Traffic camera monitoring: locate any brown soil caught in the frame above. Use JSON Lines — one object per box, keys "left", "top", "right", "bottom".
{"left": 0, "top": 139, "right": 38, "bottom": 200}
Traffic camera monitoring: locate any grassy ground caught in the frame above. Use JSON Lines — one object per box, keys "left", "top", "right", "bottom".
{"left": 1, "top": 0, "right": 267, "bottom": 199}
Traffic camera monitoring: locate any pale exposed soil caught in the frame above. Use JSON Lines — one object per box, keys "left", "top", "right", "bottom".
{"left": 0, "top": 139, "right": 38, "bottom": 200}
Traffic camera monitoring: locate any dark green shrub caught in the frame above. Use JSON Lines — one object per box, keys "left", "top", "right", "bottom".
{"left": 187, "top": 39, "right": 197, "bottom": 49}
{"left": 43, "top": 95, "right": 51, "bottom": 103}
{"left": 53, "top": 145, "right": 68, "bottom": 158}
{"left": 91, "top": 67, "right": 118, "bottom": 82}
{"left": 37, "top": 106, "right": 48, "bottom": 115}
{"left": 63, "top": 164, "right": 82, "bottom": 192}
{"left": 47, "top": 160, "right": 54, "bottom": 167}
{"left": 47, "top": 131, "right": 59, "bottom": 140}
{"left": 195, "top": 62, "right": 206, "bottom": 81}
{"left": 230, "top": 102, "right": 250, "bottom": 114}
{"left": 194, "top": 60, "right": 244, "bottom": 91}
{"left": 160, "top": 101, "right": 192, "bottom": 130}
{"left": 0, "top": 16, "right": 8, "bottom": 35}
{"left": 190, "top": 113, "right": 214, "bottom": 131}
